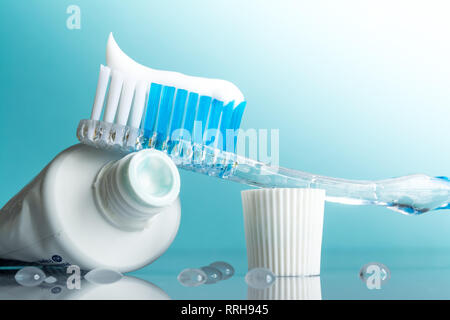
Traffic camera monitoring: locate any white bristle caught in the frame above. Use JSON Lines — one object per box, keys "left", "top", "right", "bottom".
{"left": 90, "top": 65, "right": 111, "bottom": 120}
{"left": 103, "top": 69, "right": 124, "bottom": 123}
{"left": 115, "top": 79, "right": 136, "bottom": 125}
{"left": 128, "top": 81, "right": 148, "bottom": 128}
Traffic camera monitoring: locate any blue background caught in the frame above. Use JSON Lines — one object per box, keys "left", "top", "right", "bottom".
{"left": 0, "top": 0, "right": 449, "bottom": 273}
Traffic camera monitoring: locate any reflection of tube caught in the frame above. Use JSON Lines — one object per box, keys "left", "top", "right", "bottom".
{"left": 0, "top": 269, "right": 169, "bottom": 300}
{"left": 248, "top": 276, "right": 322, "bottom": 300}
{"left": 0, "top": 144, "right": 181, "bottom": 272}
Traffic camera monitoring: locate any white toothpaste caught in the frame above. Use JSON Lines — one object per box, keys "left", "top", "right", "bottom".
{"left": 106, "top": 33, "right": 245, "bottom": 105}
{"left": 0, "top": 144, "right": 181, "bottom": 272}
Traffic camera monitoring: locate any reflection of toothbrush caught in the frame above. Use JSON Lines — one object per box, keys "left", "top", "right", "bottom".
{"left": 77, "top": 34, "right": 450, "bottom": 215}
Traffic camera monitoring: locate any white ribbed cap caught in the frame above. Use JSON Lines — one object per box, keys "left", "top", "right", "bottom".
{"left": 241, "top": 188, "right": 325, "bottom": 276}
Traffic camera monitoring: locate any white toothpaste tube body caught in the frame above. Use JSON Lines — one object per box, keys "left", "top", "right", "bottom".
{"left": 0, "top": 144, "right": 181, "bottom": 272}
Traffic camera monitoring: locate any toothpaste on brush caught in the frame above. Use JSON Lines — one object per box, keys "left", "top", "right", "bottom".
{"left": 106, "top": 33, "right": 245, "bottom": 105}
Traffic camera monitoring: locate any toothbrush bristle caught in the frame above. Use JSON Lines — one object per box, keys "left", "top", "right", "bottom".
{"left": 156, "top": 86, "right": 176, "bottom": 142}
{"left": 169, "top": 89, "right": 188, "bottom": 137}
{"left": 192, "top": 96, "right": 213, "bottom": 144}
{"left": 90, "top": 66, "right": 247, "bottom": 152}
{"left": 128, "top": 81, "right": 148, "bottom": 128}
{"left": 183, "top": 92, "right": 199, "bottom": 135}
{"left": 143, "top": 83, "right": 163, "bottom": 136}
{"left": 115, "top": 80, "right": 136, "bottom": 126}
{"left": 103, "top": 70, "right": 124, "bottom": 123}
{"left": 90, "top": 65, "right": 111, "bottom": 121}
{"left": 205, "top": 100, "right": 224, "bottom": 147}
{"left": 219, "top": 102, "right": 235, "bottom": 150}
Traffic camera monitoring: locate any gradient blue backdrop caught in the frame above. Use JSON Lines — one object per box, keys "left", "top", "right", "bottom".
{"left": 0, "top": 1, "right": 449, "bottom": 264}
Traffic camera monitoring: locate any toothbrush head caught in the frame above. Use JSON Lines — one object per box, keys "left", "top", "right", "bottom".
{"left": 78, "top": 65, "right": 247, "bottom": 155}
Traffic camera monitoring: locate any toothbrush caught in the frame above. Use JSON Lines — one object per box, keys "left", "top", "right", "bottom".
{"left": 77, "top": 64, "right": 450, "bottom": 215}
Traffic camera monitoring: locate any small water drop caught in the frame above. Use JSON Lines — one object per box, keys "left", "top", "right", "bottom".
{"left": 84, "top": 268, "right": 123, "bottom": 284}
{"left": 15, "top": 267, "right": 46, "bottom": 287}
{"left": 245, "top": 268, "right": 275, "bottom": 289}
{"left": 209, "top": 261, "right": 234, "bottom": 280}
{"left": 51, "top": 286, "right": 62, "bottom": 294}
{"left": 200, "top": 266, "right": 223, "bottom": 284}
{"left": 177, "top": 268, "right": 207, "bottom": 287}
{"left": 44, "top": 276, "right": 57, "bottom": 284}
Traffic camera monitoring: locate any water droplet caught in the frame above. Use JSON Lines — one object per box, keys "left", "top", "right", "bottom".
{"left": 177, "top": 268, "right": 207, "bottom": 287}
{"left": 245, "top": 268, "right": 275, "bottom": 289}
{"left": 209, "top": 261, "right": 234, "bottom": 280}
{"left": 200, "top": 266, "right": 223, "bottom": 284}
{"left": 15, "top": 267, "right": 46, "bottom": 287}
{"left": 44, "top": 276, "right": 57, "bottom": 284}
{"left": 84, "top": 268, "right": 123, "bottom": 284}
{"left": 51, "top": 286, "right": 62, "bottom": 294}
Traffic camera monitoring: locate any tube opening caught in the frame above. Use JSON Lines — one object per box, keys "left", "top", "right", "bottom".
{"left": 128, "top": 150, "right": 180, "bottom": 207}
{"left": 94, "top": 149, "right": 180, "bottom": 231}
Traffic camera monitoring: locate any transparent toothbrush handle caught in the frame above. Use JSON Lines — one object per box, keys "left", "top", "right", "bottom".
{"left": 226, "top": 159, "right": 450, "bottom": 215}
{"left": 76, "top": 119, "right": 450, "bottom": 215}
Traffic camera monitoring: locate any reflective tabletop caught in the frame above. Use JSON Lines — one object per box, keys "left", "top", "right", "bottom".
{"left": 1, "top": 249, "right": 449, "bottom": 300}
